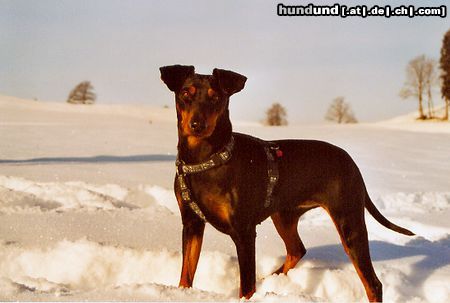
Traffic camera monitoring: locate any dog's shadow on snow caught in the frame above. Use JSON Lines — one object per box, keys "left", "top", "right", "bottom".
{"left": 0, "top": 154, "right": 176, "bottom": 165}
{"left": 284, "top": 236, "right": 450, "bottom": 298}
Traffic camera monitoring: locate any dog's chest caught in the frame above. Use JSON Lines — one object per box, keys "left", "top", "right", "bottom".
{"left": 190, "top": 167, "right": 237, "bottom": 231}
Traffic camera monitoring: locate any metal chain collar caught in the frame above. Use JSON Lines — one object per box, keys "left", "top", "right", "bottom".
{"left": 176, "top": 136, "right": 235, "bottom": 176}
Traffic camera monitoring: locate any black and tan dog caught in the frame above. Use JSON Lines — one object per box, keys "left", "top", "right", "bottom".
{"left": 160, "top": 65, "right": 414, "bottom": 302}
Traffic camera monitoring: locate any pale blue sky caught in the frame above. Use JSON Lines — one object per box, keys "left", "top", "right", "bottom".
{"left": 1, "top": 0, "right": 448, "bottom": 122}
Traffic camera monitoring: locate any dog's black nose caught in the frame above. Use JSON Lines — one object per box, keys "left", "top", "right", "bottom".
{"left": 190, "top": 121, "right": 205, "bottom": 134}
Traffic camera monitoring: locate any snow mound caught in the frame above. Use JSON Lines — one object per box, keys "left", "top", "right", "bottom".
{"left": 0, "top": 176, "right": 133, "bottom": 213}
{"left": 142, "top": 185, "right": 179, "bottom": 214}
{"left": 0, "top": 239, "right": 236, "bottom": 300}
{"left": 1, "top": 238, "right": 449, "bottom": 302}
{"left": 377, "top": 106, "right": 450, "bottom": 134}
{"left": 0, "top": 176, "right": 181, "bottom": 215}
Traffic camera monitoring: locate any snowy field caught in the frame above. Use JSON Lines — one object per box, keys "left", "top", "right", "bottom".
{"left": 0, "top": 94, "right": 449, "bottom": 302}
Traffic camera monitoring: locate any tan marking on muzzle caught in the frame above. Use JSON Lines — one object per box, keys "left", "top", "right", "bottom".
{"left": 187, "top": 136, "right": 202, "bottom": 148}
{"left": 180, "top": 109, "right": 194, "bottom": 135}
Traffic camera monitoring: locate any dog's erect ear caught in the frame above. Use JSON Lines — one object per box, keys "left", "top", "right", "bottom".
{"left": 212, "top": 68, "right": 247, "bottom": 96}
{"left": 160, "top": 65, "right": 195, "bottom": 92}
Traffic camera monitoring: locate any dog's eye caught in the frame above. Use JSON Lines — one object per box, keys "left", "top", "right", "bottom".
{"left": 180, "top": 90, "right": 190, "bottom": 101}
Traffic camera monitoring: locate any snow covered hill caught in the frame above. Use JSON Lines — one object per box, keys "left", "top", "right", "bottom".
{"left": 0, "top": 95, "right": 449, "bottom": 302}
{"left": 378, "top": 105, "right": 450, "bottom": 134}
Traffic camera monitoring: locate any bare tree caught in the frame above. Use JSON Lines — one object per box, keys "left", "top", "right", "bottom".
{"left": 265, "top": 102, "right": 287, "bottom": 126}
{"left": 67, "top": 81, "right": 96, "bottom": 104}
{"left": 325, "top": 97, "right": 357, "bottom": 124}
{"left": 440, "top": 29, "right": 450, "bottom": 120}
{"left": 400, "top": 55, "right": 438, "bottom": 120}
{"left": 424, "top": 58, "right": 439, "bottom": 119}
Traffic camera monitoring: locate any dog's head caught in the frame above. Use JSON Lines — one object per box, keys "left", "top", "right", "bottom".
{"left": 160, "top": 65, "right": 246, "bottom": 139}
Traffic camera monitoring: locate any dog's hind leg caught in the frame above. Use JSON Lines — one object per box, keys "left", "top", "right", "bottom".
{"left": 327, "top": 205, "right": 382, "bottom": 302}
{"left": 271, "top": 210, "right": 307, "bottom": 274}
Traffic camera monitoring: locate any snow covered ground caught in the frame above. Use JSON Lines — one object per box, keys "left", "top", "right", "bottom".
{"left": 0, "top": 94, "right": 449, "bottom": 302}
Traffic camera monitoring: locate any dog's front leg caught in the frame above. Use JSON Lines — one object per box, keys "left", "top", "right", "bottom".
{"left": 232, "top": 228, "right": 257, "bottom": 299}
{"left": 179, "top": 216, "right": 205, "bottom": 288}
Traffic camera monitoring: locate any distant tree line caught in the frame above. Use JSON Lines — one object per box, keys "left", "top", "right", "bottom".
{"left": 400, "top": 28, "right": 450, "bottom": 120}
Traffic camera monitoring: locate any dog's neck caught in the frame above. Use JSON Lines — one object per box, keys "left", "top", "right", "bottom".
{"left": 177, "top": 110, "right": 233, "bottom": 164}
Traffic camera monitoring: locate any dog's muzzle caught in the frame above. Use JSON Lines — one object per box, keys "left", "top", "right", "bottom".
{"left": 189, "top": 120, "right": 206, "bottom": 135}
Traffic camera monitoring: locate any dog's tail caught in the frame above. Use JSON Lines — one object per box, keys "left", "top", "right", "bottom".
{"left": 365, "top": 190, "right": 415, "bottom": 236}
